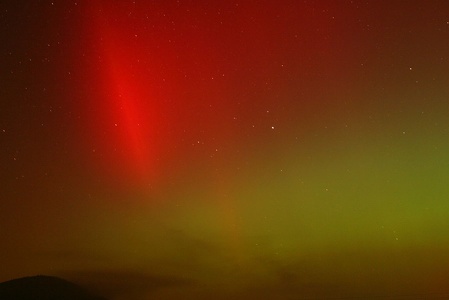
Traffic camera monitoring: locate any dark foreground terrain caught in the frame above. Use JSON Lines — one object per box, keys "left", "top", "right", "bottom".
{"left": 0, "top": 275, "right": 106, "bottom": 300}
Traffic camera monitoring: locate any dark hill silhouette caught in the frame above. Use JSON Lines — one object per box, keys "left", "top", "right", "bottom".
{"left": 0, "top": 275, "right": 107, "bottom": 300}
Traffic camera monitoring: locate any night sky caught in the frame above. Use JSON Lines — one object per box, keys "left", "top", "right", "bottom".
{"left": 2, "top": 1, "right": 449, "bottom": 299}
